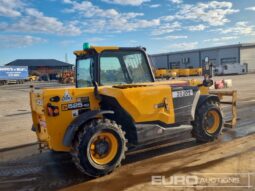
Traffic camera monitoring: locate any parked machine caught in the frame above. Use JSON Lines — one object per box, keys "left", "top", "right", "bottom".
{"left": 30, "top": 44, "right": 224, "bottom": 177}
{"left": 155, "top": 68, "right": 202, "bottom": 79}
{"left": 189, "top": 68, "right": 203, "bottom": 76}
{"left": 214, "top": 63, "right": 248, "bottom": 76}
{"left": 155, "top": 68, "right": 168, "bottom": 78}
{"left": 59, "top": 71, "right": 75, "bottom": 84}
{"left": 28, "top": 75, "right": 38, "bottom": 81}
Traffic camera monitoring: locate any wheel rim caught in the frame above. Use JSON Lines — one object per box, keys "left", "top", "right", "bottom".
{"left": 206, "top": 110, "right": 220, "bottom": 134}
{"left": 89, "top": 132, "right": 118, "bottom": 165}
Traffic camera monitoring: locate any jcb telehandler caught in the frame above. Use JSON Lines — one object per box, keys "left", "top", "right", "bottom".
{"left": 30, "top": 44, "right": 223, "bottom": 177}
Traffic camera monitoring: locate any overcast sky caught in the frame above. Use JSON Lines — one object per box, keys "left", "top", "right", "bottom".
{"left": 0, "top": 0, "right": 255, "bottom": 65}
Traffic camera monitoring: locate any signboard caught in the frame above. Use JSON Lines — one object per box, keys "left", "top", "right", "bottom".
{"left": 0, "top": 66, "right": 28, "bottom": 80}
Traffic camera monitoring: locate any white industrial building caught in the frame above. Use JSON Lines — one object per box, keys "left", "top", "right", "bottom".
{"left": 150, "top": 43, "right": 255, "bottom": 72}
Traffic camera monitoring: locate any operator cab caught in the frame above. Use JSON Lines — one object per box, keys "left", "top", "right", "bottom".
{"left": 74, "top": 43, "right": 155, "bottom": 88}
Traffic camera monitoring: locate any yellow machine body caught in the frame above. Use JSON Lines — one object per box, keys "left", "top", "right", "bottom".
{"left": 30, "top": 87, "right": 100, "bottom": 151}
{"left": 30, "top": 80, "right": 208, "bottom": 151}
{"left": 30, "top": 45, "right": 211, "bottom": 152}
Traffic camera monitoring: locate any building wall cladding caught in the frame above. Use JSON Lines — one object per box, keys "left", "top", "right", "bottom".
{"left": 241, "top": 47, "right": 255, "bottom": 72}
{"left": 150, "top": 55, "right": 168, "bottom": 69}
{"left": 29, "top": 66, "right": 72, "bottom": 74}
{"left": 150, "top": 44, "right": 255, "bottom": 72}
{"left": 168, "top": 51, "right": 200, "bottom": 69}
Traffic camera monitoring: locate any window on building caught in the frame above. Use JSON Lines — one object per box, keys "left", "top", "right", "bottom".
{"left": 221, "top": 57, "right": 237, "bottom": 64}
{"left": 169, "top": 61, "right": 181, "bottom": 69}
{"left": 181, "top": 58, "right": 190, "bottom": 64}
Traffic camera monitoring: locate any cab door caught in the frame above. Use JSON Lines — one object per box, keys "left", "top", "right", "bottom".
{"left": 101, "top": 85, "right": 175, "bottom": 125}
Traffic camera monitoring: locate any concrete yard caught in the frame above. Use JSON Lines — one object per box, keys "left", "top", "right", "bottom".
{"left": 0, "top": 74, "right": 255, "bottom": 190}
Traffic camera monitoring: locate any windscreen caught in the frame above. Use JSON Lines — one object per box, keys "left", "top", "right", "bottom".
{"left": 100, "top": 50, "right": 153, "bottom": 85}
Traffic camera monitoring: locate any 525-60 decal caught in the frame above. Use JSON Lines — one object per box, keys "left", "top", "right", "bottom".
{"left": 61, "top": 102, "right": 90, "bottom": 111}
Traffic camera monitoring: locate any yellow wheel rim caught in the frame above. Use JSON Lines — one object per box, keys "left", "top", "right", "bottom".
{"left": 89, "top": 132, "right": 118, "bottom": 165}
{"left": 206, "top": 110, "right": 220, "bottom": 134}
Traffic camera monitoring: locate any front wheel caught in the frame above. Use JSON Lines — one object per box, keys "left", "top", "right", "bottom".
{"left": 192, "top": 101, "right": 223, "bottom": 142}
{"left": 71, "top": 119, "right": 127, "bottom": 177}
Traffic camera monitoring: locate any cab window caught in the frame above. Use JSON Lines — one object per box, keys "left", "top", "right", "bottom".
{"left": 100, "top": 57, "right": 127, "bottom": 85}
{"left": 76, "top": 57, "right": 94, "bottom": 87}
{"left": 100, "top": 50, "right": 152, "bottom": 85}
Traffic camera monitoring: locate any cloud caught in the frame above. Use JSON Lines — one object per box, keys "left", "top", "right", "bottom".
{"left": 162, "top": 1, "right": 239, "bottom": 26}
{"left": 64, "top": 1, "right": 120, "bottom": 18}
{"left": 0, "top": 35, "right": 46, "bottom": 48}
{"left": 204, "top": 36, "right": 238, "bottom": 42}
{"left": 84, "top": 17, "right": 160, "bottom": 33}
{"left": 152, "top": 35, "right": 188, "bottom": 40}
{"left": 64, "top": 1, "right": 144, "bottom": 18}
{"left": 60, "top": 40, "right": 76, "bottom": 46}
{"left": 101, "top": 0, "right": 150, "bottom": 6}
{"left": 245, "top": 7, "right": 255, "bottom": 11}
{"left": 0, "top": 0, "right": 23, "bottom": 17}
{"left": 187, "top": 24, "right": 207, "bottom": 31}
{"left": 0, "top": 8, "right": 81, "bottom": 35}
{"left": 64, "top": 0, "right": 160, "bottom": 33}
{"left": 169, "top": 42, "right": 198, "bottom": 50}
{"left": 88, "top": 37, "right": 105, "bottom": 42}
{"left": 169, "top": 0, "right": 183, "bottom": 4}
{"left": 151, "top": 21, "right": 181, "bottom": 35}
{"left": 149, "top": 4, "right": 161, "bottom": 8}
{"left": 215, "top": 21, "right": 255, "bottom": 36}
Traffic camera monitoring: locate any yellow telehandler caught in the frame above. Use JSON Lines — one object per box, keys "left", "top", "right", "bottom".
{"left": 30, "top": 43, "right": 223, "bottom": 177}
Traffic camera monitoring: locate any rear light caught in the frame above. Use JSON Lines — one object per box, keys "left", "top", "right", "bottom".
{"left": 47, "top": 103, "right": 59, "bottom": 116}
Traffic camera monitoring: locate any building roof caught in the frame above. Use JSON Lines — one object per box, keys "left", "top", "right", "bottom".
{"left": 150, "top": 42, "right": 255, "bottom": 57}
{"left": 5, "top": 59, "right": 73, "bottom": 67}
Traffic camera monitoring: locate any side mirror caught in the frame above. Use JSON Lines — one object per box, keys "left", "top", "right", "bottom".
{"left": 202, "top": 78, "right": 213, "bottom": 87}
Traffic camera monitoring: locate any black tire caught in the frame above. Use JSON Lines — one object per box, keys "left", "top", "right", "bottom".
{"left": 192, "top": 101, "right": 223, "bottom": 142}
{"left": 71, "top": 118, "right": 127, "bottom": 177}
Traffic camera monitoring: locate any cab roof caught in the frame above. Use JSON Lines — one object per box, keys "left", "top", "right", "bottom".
{"left": 73, "top": 46, "right": 146, "bottom": 56}
{"left": 74, "top": 46, "right": 119, "bottom": 56}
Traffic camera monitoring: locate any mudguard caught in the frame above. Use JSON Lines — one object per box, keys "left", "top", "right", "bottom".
{"left": 197, "top": 95, "right": 220, "bottom": 108}
{"left": 63, "top": 110, "right": 114, "bottom": 147}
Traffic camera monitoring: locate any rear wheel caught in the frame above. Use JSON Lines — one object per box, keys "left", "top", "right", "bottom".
{"left": 192, "top": 101, "right": 223, "bottom": 142}
{"left": 71, "top": 119, "right": 127, "bottom": 177}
